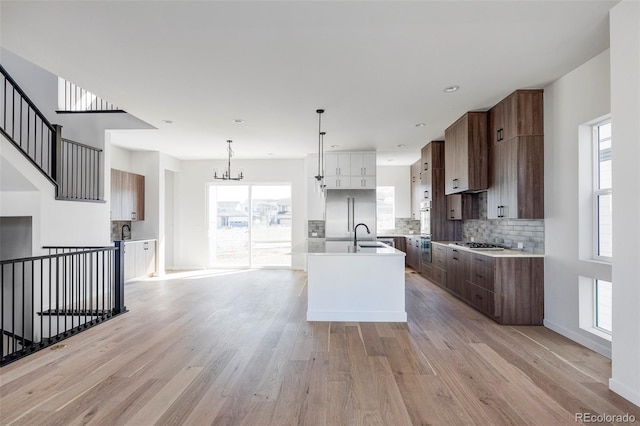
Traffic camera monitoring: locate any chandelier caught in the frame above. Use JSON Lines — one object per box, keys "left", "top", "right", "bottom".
{"left": 315, "top": 109, "right": 326, "bottom": 192}
{"left": 214, "top": 140, "right": 244, "bottom": 181}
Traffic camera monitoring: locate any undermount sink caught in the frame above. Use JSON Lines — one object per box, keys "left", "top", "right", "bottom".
{"left": 357, "top": 242, "right": 388, "bottom": 248}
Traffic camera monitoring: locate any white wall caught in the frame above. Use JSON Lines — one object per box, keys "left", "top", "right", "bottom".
{"left": 175, "top": 158, "right": 306, "bottom": 270}
{"left": 543, "top": 49, "right": 612, "bottom": 356}
{"left": 108, "top": 144, "right": 182, "bottom": 275}
{"left": 0, "top": 50, "right": 154, "bottom": 251}
{"left": 609, "top": 0, "right": 640, "bottom": 406}
{"left": 376, "top": 165, "right": 411, "bottom": 219}
{"left": 1, "top": 133, "right": 111, "bottom": 250}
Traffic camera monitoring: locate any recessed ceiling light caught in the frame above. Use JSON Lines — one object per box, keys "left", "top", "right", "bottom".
{"left": 267, "top": 153, "right": 274, "bottom": 156}
{"left": 397, "top": 144, "right": 406, "bottom": 148}
{"left": 162, "top": 119, "right": 173, "bottom": 124}
{"left": 443, "top": 85, "right": 460, "bottom": 93}
{"left": 414, "top": 123, "right": 426, "bottom": 127}
{"left": 233, "top": 119, "right": 245, "bottom": 123}
{"left": 387, "top": 159, "right": 393, "bottom": 162}
{"left": 330, "top": 145, "right": 339, "bottom": 148}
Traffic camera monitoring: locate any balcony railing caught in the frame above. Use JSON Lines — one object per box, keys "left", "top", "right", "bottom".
{"left": 1, "top": 243, "right": 125, "bottom": 367}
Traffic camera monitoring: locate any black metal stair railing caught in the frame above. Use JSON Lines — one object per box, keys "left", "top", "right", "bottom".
{"left": 58, "top": 138, "right": 103, "bottom": 201}
{"left": 0, "top": 243, "right": 126, "bottom": 367}
{"left": 1, "top": 64, "right": 104, "bottom": 202}
{"left": 0, "top": 64, "right": 57, "bottom": 185}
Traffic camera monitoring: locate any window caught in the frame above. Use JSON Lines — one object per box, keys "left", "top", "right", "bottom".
{"left": 207, "top": 184, "right": 292, "bottom": 268}
{"left": 376, "top": 186, "right": 395, "bottom": 231}
{"left": 594, "top": 279, "right": 612, "bottom": 333}
{"left": 578, "top": 276, "right": 612, "bottom": 340}
{"left": 593, "top": 119, "right": 612, "bottom": 260}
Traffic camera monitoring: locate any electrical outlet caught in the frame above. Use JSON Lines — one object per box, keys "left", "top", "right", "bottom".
{"left": 409, "top": 230, "right": 414, "bottom": 234}
{"left": 311, "top": 232, "right": 318, "bottom": 237}
{"left": 470, "top": 237, "right": 475, "bottom": 242}
{"left": 517, "top": 242, "right": 524, "bottom": 249}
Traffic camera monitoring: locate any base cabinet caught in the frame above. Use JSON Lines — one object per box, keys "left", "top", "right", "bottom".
{"left": 405, "top": 236, "right": 421, "bottom": 271}
{"left": 124, "top": 240, "right": 156, "bottom": 281}
{"left": 431, "top": 243, "right": 543, "bottom": 325}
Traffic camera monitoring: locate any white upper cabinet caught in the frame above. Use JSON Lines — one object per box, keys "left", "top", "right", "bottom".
{"left": 324, "top": 153, "right": 351, "bottom": 177}
{"left": 322, "top": 152, "right": 376, "bottom": 189}
{"left": 351, "top": 152, "right": 377, "bottom": 177}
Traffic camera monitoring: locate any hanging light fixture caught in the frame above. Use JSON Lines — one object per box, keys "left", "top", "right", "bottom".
{"left": 214, "top": 140, "right": 244, "bottom": 181}
{"left": 314, "top": 109, "right": 326, "bottom": 192}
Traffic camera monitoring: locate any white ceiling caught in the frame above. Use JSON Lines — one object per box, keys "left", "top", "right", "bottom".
{"left": 0, "top": 1, "right": 616, "bottom": 165}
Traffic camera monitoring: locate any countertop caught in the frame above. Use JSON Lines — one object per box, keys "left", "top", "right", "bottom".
{"left": 433, "top": 241, "right": 545, "bottom": 258}
{"left": 294, "top": 241, "right": 405, "bottom": 256}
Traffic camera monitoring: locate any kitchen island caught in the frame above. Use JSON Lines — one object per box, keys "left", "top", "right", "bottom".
{"left": 295, "top": 241, "right": 407, "bottom": 322}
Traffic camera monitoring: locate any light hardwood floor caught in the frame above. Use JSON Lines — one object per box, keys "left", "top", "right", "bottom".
{"left": 1, "top": 269, "right": 638, "bottom": 425}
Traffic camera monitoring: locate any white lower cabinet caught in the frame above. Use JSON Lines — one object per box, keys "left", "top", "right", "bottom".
{"left": 124, "top": 239, "right": 156, "bottom": 281}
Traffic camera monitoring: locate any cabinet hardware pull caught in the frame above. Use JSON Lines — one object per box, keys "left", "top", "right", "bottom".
{"left": 476, "top": 274, "right": 483, "bottom": 278}
{"left": 452, "top": 257, "right": 458, "bottom": 260}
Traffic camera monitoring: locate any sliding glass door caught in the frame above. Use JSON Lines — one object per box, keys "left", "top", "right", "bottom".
{"left": 208, "top": 184, "right": 291, "bottom": 268}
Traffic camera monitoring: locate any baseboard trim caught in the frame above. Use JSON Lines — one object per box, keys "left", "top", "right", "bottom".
{"left": 543, "top": 319, "right": 611, "bottom": 358}
{"left": 609, "top": 378, "right": 640, "bottom": 407}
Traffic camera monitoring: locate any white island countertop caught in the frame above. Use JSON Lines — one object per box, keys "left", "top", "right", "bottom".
{"left": 297, "top": 239, "right": 407, "bottom": 322}
{"left": 293, "top": 240, "right": 405, "bottom": 256}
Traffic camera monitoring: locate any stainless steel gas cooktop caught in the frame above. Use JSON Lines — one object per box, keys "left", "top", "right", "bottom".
{"left": 451, "top": 242, "right": 505, "bottom": 251}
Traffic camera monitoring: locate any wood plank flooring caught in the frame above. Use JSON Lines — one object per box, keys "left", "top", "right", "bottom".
{"left": 1, "top": 268, "right": 638, "bottom": 425}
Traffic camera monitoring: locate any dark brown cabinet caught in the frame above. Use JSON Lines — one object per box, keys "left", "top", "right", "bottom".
{"left": 446, "top": 247, "right": 469, "bottom": 295}
{"left": 419, "top": 141, "right": 461, "bottom": 240}
{"left": 444, "top": 112, "right": 488, "bottom": 194}
{"left": 111, "top": 168, "right": 145, "bottom": 221}
{"left": 488, "top": 90, "right": 543, "bottom": 146}
{"left": 487, "top": 135, "right": 544, "bottom": 219}
{"left": 405, "top": 236, "right": 421, "bottom": 271}
{"left": 430, "top": 243, "right": 543, "bottom": 325}
{"left": 446, "top": 193, "right": 479, "bottom": 221}
{"left": 410, "top": 160, "right": 422, "bottom": 220}
{"left": 488, "top": 89, "right": 544, "bottom": 219}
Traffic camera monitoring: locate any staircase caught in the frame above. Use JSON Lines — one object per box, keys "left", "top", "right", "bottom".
{"left": 1, "top": 64, "right": 126, "bottom": 367}
{"left": 0, "top": 64, "right": 103, "bottom": 202}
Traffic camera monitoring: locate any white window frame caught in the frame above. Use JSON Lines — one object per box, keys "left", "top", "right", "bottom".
{"left": 376, "top": 186, "right": 395, "bottom": 232}
{"left": 593, "top": 279, "right": 612, "bottom": 334}
{"left": 591, "top": 118, "right": 612, "bottom": 262}
{"left": 578, "top": 276, "right": 612, "bottom": 342}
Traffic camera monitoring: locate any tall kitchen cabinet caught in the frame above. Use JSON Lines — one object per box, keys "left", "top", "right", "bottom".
{"left": 410, "top": 160, "right": 422, "bottom": 220}
{"left": 487, "top": 90, "right": 544, "bottom": 219}
{"left": 111, "top": 169, "right": 145, "bottom": 221}
{"left": 444, "top": 112, "right": 488, "bottom": 195}
{"left": 420, "top": 141, "right": 462, "bottom": 279}
{"left": 421, "top": 141, "right": 461, "bottom": 240}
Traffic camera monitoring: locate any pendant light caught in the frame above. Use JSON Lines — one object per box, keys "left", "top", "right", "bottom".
{"left": 214, "top": 140, "right": 244, "bottom": 181}
{"left": 315, "top": 109, "right": 326, "bottom": 192}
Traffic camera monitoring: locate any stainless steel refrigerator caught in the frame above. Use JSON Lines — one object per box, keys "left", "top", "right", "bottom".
{"left": 325, "top": 189, "right": 377, "bottom": 241}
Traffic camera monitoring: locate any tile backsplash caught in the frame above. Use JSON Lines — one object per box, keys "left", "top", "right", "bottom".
{"left": 462, "top": 192, "right": 544, "bottom": 253}
{"left": 308, "top": 220, "right": 325, "bottom": 238}
{"left": 390, "top": 218, "right": 420, "bottom": 235}
{"left": 308, "top": 218, "right": 419, "bottom": 238}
